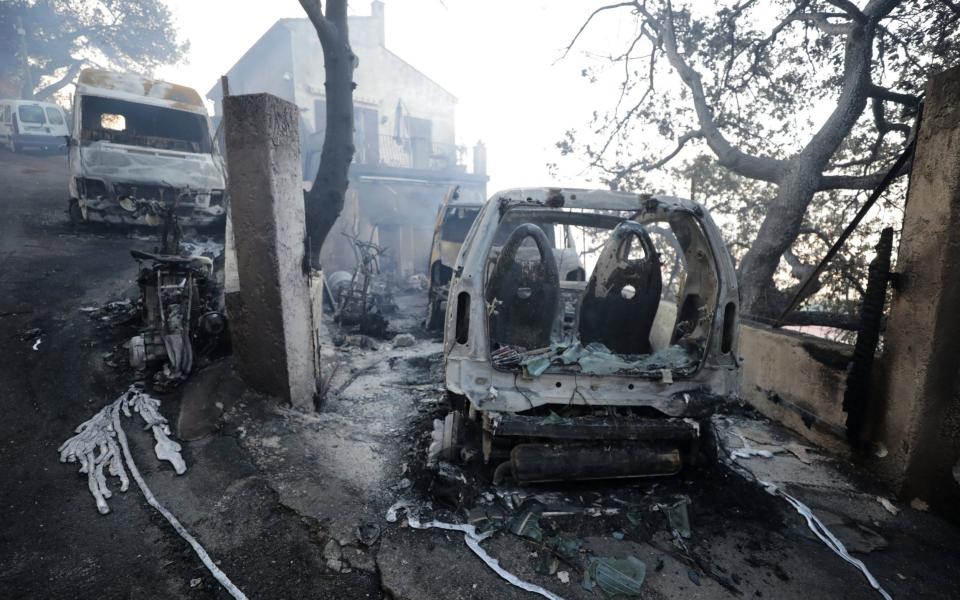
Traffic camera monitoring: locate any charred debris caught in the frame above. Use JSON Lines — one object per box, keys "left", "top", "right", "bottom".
{"left": 84, "top": 207, "right": 229, "bottom": 391}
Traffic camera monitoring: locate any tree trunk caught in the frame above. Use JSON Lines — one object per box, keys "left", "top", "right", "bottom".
{"left": 33, "top": 63, "right": 81, "bottom": 101}
{"left": 737, "top": 163, "right": 821, "bottom": 317}
{"left": 737, "top": 18, "right": 878, "bottom": 318}
{"left": 301, "top": 0, "right": 355, "bottom": 268}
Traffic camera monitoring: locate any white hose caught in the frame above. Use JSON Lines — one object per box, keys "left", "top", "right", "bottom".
{"left": 719, "top": 420, "right": 893, "bottom": 600}
{"left": 766, "top": 482, "right": 893, "bottom": 600}
{"left": 112, "top": 403, "right": 249, "bottom": 600}
{"left": 401, "top": 509, "right": 566, "bottom": 600}
{"left": 60, "top": 387, "right": 247, "bottom": 600}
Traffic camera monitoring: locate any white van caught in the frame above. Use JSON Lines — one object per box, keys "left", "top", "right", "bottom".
{"left": 0, "top": 99, "right": 69, "bottom": 153}
{"left": 67, "top": 69, "right": 226, "bottom": 227}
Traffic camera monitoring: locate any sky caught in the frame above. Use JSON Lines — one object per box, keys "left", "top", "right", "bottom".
{"left": 154, "top": 0, "right": 644, "bottom": 195}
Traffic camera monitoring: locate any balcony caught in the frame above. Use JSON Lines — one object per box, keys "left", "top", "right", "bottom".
{"left": 353, "top": 135, "right": 461, "bottom": 171}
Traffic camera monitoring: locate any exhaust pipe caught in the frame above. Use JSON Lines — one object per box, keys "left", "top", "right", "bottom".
{"left": 506, "top": 443, "right": 681, "bottom": 483}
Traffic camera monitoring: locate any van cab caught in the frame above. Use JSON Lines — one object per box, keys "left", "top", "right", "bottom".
{"left": 0, "top": 99, "right": 68, "bottom": 153}
{"left": 67, "top": 69, "right": 226, "bottom": 227}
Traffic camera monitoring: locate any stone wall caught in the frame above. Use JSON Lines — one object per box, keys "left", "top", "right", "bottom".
{"left": 738, "top": 324, "right": 853, "bottom": 456}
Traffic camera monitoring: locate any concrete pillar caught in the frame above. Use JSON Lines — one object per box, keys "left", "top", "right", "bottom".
{"left": 473, "top": 140, "right": 487, "bottom": 176}
{"left": 224, "top": 93, "right": 317, "bottom": 410}
{"left": 371, "top": 1, "right": 385, "bottom": 47}
{"left": 872, "top": 66, "right": 960, "bottom": 518}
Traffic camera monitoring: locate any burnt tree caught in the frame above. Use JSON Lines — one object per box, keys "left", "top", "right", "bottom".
{"left": 298, "top": 0, "right": 356, "bottom": 267}
{"left": 561, "top": 0, "right": 958, "bottom": 319}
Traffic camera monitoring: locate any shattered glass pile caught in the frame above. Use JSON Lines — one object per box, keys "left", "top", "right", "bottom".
{"left": 508, "top": 341, "right": 701, "bottom": 377}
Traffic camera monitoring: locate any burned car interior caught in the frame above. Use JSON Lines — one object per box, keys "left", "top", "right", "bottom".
{"left": 484, "top": 203, "right": 721, "bottom": 381}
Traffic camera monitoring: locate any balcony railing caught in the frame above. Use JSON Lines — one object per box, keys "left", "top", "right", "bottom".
{"left": 353, "top": 135, "right": 459, "bottom": 171}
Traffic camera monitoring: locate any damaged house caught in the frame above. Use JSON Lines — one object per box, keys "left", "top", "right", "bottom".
{"left": 207, "top": 1, "right": 488, "bottom": 279}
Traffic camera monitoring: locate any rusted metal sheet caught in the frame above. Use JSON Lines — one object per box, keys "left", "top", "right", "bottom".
{"left": 76, "top": 68, "right": 207, "bottom": 114}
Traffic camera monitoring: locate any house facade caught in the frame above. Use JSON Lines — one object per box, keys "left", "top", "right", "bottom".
{"left": 208, "top": 1, "right": 488, "bottom": 277}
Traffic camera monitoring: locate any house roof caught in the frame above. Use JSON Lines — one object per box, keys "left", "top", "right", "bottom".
{"left": 207, "top": 17, "right": 457, "bottom": 103}
{"left": 79, "top": 68, "right": 208, "bottom": 114}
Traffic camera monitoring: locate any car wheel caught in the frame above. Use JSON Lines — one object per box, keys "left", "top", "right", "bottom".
{"left": 68, "top": 199, "right": 85, "bottom": 224}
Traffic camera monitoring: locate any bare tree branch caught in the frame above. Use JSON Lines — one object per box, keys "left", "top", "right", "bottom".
{"left": 778, "top": 310, "right": 860, "bottom": 330}
{"left": 826, "top": 0, "right": 868, "bottom": 22}
{"left": 867, "top": 83, "right": 920, "bottom": 106}
{"left": 298, "top": 0, "right": 338, "bottom": 43}
{"left": 559, "top": 2, "right": 639, "bottom": 62}
{"left": 639, "top": 2, "right": 787, "bottom": 183}
{"left": 602, "top": 129, "right": 703, "bottom": 189}
{"left": 818, "top": 156, "right": 912, "bottom": 190}
{"left": 784, "top": 247, "right": 815, "bottom": 281}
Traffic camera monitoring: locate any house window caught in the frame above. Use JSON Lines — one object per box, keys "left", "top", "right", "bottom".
{"left": 313, "top": 99, "right": 379, "bottom": 166}
{"left": 405, "top": 116, "right": 432, "bottom": 169}
{"left": 354, "top": 106, "right": 379, "bottom": 165}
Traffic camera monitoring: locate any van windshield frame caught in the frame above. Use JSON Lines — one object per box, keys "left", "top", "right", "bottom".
{"left": 79, "top": 95, "right": 212, "bottom": 154}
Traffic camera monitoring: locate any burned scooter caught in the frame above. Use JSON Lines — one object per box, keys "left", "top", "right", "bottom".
{"left": 128, "top": 195, "right": 228, "bottom": 389}
{"left": 328, "top": 233, "right": 395, "bottom": 338}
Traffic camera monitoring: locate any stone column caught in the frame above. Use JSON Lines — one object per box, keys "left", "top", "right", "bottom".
{"left": 872, "top": 66, "right": 960, "bottom": 518}
{"left": 223, "top": 93, "right": 317, "bottom": 409}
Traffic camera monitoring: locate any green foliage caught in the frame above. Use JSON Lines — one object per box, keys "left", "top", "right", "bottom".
{"left": 0, "top": 0, "right": 187, "bottom": 100}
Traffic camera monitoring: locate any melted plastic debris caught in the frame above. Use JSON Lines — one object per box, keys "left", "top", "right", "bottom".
{"left": 58, "top": 385, "right": 185, "bottom": 514}
{"left": 59, "top": 385, "right": 247, "bottom": 600}
{"left": 653, "top": 496, "right": 692, "bottom": 538}
{"left": 520, "top": 341, "right": 698, "bottom": 377}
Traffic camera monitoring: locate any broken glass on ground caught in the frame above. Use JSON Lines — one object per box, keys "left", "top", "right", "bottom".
{"left": 581, "top": 555, "right": 646, "bottom": 596}
{"left": 508, "top": 500, "right": 546, "bottom": 542}
{"left": 653, "top": 495, "right": 692, "bottom": 539}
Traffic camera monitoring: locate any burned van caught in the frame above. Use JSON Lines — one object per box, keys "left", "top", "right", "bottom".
{"left": 425, "top": 186, "right": 485, "bottom": 330}
{"left": 68, "top": 69, "right": 226, "bottom": 227}
{"left": 437, "top": 188, "right": 740, "bottom": 482}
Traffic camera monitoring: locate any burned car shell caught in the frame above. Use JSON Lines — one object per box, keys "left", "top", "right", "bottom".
{"left": 68, "top": 69, "right": 226, "bottom": 227}
{"left": 443, "top": 189, "right": 740, "bottom": 418}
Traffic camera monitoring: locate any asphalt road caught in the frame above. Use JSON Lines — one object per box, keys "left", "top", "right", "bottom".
{"left": 0, "top": 149, "right": 205, "bottom": 598}
{"left": 0, "top": 149, "right": 376, "bottom": 600}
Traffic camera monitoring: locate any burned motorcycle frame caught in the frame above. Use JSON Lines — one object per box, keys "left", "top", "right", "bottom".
{"left": 128, "top": 206, "right": 227, "bottom": 389}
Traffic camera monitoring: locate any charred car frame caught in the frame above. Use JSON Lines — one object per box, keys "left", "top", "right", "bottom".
{"left": 438, "top": 188, "right": 740, "bottom": 483}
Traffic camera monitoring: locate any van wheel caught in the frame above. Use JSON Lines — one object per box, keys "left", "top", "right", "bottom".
{"left": 68, "top": 199, "right": 85, "bottom": 224}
